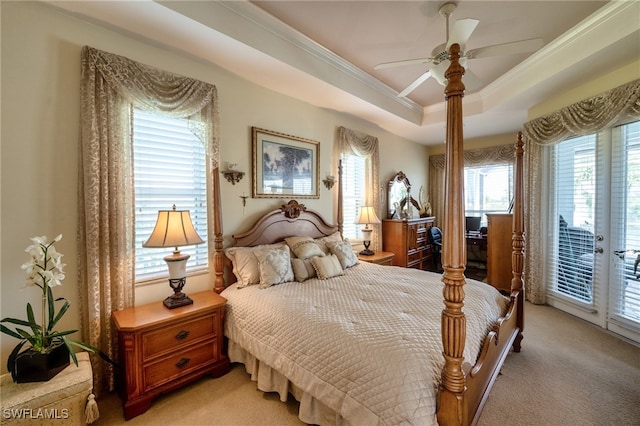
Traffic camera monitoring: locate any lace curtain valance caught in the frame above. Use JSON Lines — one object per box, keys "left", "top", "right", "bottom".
{"left": 82, "top": 46, "right": 220, "bottom": 166}
{"left": 522, "top": 79, "right": 640, "bottom": 305}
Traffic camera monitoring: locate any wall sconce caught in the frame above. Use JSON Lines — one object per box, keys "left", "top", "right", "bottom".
{"left": 221, "top": 162, "right": 244, "bottom": 185}
{"left": 322, "top": 174, "right": 336, "bottom": 190}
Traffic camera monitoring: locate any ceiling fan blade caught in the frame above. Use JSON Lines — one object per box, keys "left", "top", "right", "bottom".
{"left": 374, "top": 57, "right": 432, "bottom": 70}
{"left": 462, "top": 68, "right": 482, "bottom": 92}
{"left": 398, "top": 70, "right": 432, "bottom": 97}
{"left": 447, "top": 18, "right": 479, "bottom": 48}
{"left": 466, "top": 38, "right": 544, "bottom": 59}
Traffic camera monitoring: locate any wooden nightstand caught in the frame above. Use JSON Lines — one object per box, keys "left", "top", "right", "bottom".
{"left": 357, "top": 251, "right": 395, "bottom": 266}
{"left": 112, "top": 291, "right": 230, "bottom": 420}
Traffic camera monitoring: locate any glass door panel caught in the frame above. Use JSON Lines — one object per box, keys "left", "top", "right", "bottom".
{"left": 608, "top": 121, "right": 640, "bottom": 342}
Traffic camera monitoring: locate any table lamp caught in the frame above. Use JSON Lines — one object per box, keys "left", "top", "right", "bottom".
{"left": 356, "top": 206, "right": 381, "bottom": 256}
{"left": 143, "top": 205, "right": 204, "bottom": 309}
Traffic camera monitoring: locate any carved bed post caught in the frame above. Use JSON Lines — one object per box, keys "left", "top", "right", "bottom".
{"left": 511, "top": 132, "right": 525, "bottom": 351}
{"left": 438, "top": 43, "right": 468, "bottom": 426}
{"left": 213, "top": 166, "right": 225, "bottom": 293}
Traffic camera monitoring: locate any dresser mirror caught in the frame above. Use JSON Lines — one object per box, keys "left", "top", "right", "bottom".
{"left": 387, "top": 171, "right": 420, "bottom": 219}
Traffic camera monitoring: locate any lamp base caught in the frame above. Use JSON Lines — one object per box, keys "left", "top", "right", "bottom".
{"left": 163, "top": 293, "right": 193, "bottom": 309}
{"left": 359, "top": 240, "right": 374, "bottom": 256}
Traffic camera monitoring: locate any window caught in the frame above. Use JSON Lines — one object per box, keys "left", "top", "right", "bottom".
{"left": 464, "top": 163, "right": 513, "bottom": 226}
{"left": 341, "top": 154, "right": 366, "bottom": 239}
{"left": 133, "top": 109, "right": 208, "bottom": 282}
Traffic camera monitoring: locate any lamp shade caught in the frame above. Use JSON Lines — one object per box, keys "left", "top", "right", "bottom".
{"left": 143, "top": 205, "right": 204, "bottom": 249}
{"left": 355, "top": 206, "right": 381, "bottom": 225}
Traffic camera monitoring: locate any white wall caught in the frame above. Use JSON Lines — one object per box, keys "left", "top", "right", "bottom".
{"left": 0, "top": 1, "right": 428, "bottom": 371}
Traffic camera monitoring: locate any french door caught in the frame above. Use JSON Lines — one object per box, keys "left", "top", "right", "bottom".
{"left": 545, "top": 120, "right": 640, "bottom": 343}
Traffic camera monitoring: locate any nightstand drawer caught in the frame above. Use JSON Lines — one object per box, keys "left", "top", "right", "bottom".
{"left": 143, "top": 340, "right": 218, "bottom": 391}
{"left": 142, "top": 314, "right": 217, "bottom": 359}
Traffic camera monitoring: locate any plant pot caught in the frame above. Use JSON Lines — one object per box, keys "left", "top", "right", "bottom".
{"left": 13, "top": 341, "right": 70, "bottom": 383}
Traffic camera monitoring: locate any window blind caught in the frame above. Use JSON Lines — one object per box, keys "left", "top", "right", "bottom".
{"left": 133, "top": 109, "right": 208, "bottom": 282}
{"left": 341, "top": 154, "right": 366, "bottom": 239}
{"left": 610, "top": 121, "right": 640, "bottom": 326}
{"left": 548, "top": 135, "right": 597, "bottom": 303}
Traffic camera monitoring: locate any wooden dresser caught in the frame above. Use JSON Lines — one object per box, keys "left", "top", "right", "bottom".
{"left": 486, "top": 213, "right": 513, "bottom": 293}
{"left": 112, "top": 291, "right": 230, "bottom": 419}
{"left": 382, "top": 217, "right": 435, "bottom": 270}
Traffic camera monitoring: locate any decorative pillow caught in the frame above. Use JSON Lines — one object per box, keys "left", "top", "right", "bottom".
{"left": 291, "top": 257, "right": 317, "bottom": 282}
{"left": 224, "top": 243, "right": 285, "bottom": 288}
{"left": 285, "top": 236, "right": 326, "bottom": 260}
{"left": 311, "top": 254, "right": 344, "bottom": 280}
{"left": 327, "top": 240, "right": 359, "bottom": 269}
{"left": 314, "top": 232, "right": 343, "bottom": 254}
{"left": 254, "top": 245, "right": 294, "bottom": 288}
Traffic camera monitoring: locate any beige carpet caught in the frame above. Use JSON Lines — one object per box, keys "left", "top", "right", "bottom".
{"left": 94, "top": 303, "right": 640, "bottom": 426}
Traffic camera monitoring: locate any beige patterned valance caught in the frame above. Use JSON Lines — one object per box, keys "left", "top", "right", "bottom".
{"left": 523, "top": 79, "right": 640, "bottom": 146}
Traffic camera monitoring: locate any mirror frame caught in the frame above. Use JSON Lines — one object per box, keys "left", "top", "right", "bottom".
{"left": 387, "top": 171, "right": 420, "bottom": 219}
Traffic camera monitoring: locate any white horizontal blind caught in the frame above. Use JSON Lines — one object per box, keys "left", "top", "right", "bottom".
{"left": 341, "top": 154, "right": 366, "bottom": 239}
{"left": 133, "top": 109, "right": 208, "bottom": 282}
{"left": 464, "top": 163, "right": 513, "bottom": 227}
{"left": 610, "top": 121, "right": 640, "bottom": 326}
{"left": 547, "top": 135, "right": 596, "bottom": 303}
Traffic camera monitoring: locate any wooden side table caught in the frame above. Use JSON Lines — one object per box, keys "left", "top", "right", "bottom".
{"left": 112, "top": 291, "right": 229, "bottom": 420}
{"left": 358, "top": 251, "right": 395, "bottom": 266}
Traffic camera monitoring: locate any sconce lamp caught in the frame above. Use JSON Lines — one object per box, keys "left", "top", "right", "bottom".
{"left": 221, "top": 162, "right": 244, "bottom": 185}
{"left": 143, "top": 205, "right": 204, "bottom": 309}
{"left": 355, "top": 206, "right": 381, "bottom": 256}
{"left": 322, "top": 174, "right": 336, "bottom": 190}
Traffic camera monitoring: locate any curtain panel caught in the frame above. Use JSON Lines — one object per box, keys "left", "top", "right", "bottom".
{"left": 78, "top": 46, "right": 220, "bottom": 392}
{"left": 522, "top": 79, "right": 640, "bottom": 304}
{"left": 335, "top": 126, "right": 381, "bottom": 250}
{"left": 428, "top": 144, "right": 515, "bottom": 234}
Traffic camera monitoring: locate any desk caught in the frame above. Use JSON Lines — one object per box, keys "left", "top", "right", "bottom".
{"left": 466, "top": 233, "right": 487, "bottom": 263}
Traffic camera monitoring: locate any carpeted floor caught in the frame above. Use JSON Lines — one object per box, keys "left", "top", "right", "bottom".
{"left": 94, "top": 302, "right": 640, "bottom": 426}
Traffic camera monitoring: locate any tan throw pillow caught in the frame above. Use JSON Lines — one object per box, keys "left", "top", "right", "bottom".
{"left": 254, "top": 245, "right": 294, "bottom": 288}
{"left": 291, "top": 258, "right": 317, "bottom": 282}
{"left": 311, "top": 254, "right": 344, "bottom": 280}
{"left": 327, "top": 240, "right": 359, "bottom": 269}
{"left": 285, "top": 236, "right": 325, "bottom": 259}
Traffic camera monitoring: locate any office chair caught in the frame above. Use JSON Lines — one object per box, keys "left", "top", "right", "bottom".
{"left": 428, "top": 226, "right": 443, "bottom": 272}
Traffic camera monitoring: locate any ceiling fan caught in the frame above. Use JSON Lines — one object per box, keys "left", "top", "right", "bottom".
{"left": 375, "top": 2, "right": 544, "bottom": 98}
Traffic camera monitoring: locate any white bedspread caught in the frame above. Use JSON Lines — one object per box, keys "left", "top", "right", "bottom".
{"left": 222, "top": 262, "right": 508, "bottom": 425}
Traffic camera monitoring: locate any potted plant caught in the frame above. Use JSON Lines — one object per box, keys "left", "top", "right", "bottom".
{"left": 1, "top": 234, "right": 114, "bottom": 383}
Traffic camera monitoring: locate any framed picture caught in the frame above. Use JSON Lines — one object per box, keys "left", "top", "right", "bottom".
{"left": 252, "top": 127, "right": 320, "bottom": 198}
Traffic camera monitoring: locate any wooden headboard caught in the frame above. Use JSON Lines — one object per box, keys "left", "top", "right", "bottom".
{"left": 232, "top": 200, "right": 339, "bottom": 247}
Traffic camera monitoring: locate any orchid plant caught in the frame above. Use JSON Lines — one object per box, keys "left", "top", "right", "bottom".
{"left": 1, "top": 235, "right": 113, "bottom": 374}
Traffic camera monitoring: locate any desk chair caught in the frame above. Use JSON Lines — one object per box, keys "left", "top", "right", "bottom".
{"left": 428, "top": 226, "right": 443, "bottom": 272}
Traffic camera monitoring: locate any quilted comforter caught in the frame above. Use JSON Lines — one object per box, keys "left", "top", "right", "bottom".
{"left": 222, "top": 261, "right": 509, "bottom": 425}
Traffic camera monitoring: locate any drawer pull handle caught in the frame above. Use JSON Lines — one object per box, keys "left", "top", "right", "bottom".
{"left": 175, "top": 330, "right": 190, "bottom": 340}
{"left": 175, "top": 358, "right": 191, "bottom": 369}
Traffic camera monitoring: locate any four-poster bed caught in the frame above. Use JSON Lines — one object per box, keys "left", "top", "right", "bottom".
{"left": 210, "top": 44, "right": 525, "bottom": 425}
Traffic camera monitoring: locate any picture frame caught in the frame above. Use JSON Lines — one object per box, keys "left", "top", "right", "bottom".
{"left": 252, "top": 127, "right": 320, "bottom": 198}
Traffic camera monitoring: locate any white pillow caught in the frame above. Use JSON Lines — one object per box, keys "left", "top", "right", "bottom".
{"left": 254, "top": 245, "right": 294, "bottom": 288}
{"left": 224, "top": 242, "right": 285, "bottom": 287}
{"left": 291, "top": 257, "right": 317, "bottom": 282}
{"left": 327, "top": 240, "right": 359, "bottom": 269}
{"left": 311, "top": 254, "right": 344, "bottom": 280}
